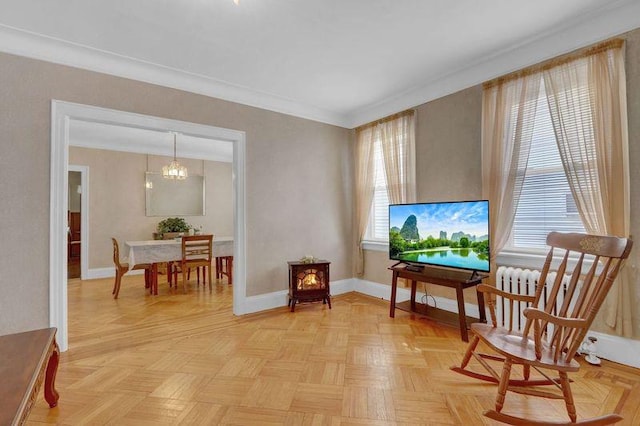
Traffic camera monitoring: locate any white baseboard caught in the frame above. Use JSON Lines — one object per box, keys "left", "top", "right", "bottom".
{"left": 238, "top": 278, "right": 355, "bottom": 315}
{"left": 87, "top": 267, "right": 144, "bottom": 280}
{"left": 353, "top": 278, "right": 482, "bottom": 318}
{"left": 584, "top": 331, "right": 640, "bottom": 369}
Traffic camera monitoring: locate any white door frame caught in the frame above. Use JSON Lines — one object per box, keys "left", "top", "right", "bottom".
{"left": 50, "top": 100, "right": 247, "bottom": 352}
{"left": 68, "top": 165, "right": 89, "bottom": 279}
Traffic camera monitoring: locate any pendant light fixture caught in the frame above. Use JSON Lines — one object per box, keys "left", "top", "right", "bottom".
{"left": 162, "top": 132, "right": 188, "bottom": 180}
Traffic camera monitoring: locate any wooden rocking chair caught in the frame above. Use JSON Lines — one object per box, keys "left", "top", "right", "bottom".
{"left": 451, "top": 232, "right": 632, "bottom": 425}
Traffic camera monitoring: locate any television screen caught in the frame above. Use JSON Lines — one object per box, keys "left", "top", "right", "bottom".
{"left": 389, "top": 200, "right": 490, "bottom": 272}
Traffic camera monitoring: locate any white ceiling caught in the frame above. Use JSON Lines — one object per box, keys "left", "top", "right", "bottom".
{"left": 1, "top": 0, "right": 639, "bottom": 128}
{"left": 69, "top": 119, "right": 233, "bottom": 162}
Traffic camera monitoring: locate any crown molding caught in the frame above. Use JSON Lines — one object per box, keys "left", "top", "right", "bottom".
{"left": 346, "top": 0, "right": 640, "bottom": 128}
{"left": 2, "top": 0, "right": 639, "bottom": 130}
{"left": 0, "top": 24, "right": 349, "bottom": 128}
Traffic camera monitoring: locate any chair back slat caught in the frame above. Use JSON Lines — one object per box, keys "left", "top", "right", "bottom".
{"left": 544, "top": 250, "right": 569, "bottom": 316}
{"left": 522, "top": 232, "right": 632, "bottom": 364}
{"left": 112, "top": 238, "right": 123, "bottom": 268}
{"left": 521, "top": 250, "right": 554, "bottom": 337}
{"left": 181, "top": 235, "right": 213, "bottom": 263}
{"left": 557, "top": 254, "right": 583, "bottom": 318}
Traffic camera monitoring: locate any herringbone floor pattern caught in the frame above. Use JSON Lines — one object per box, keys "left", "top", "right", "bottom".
{"left": 26, "top": 274, "right": 640, "bottom": 425}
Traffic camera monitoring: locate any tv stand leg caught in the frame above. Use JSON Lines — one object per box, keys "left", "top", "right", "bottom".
{"left": 456, "top": 284, "right": 469, "bottom": 342}
{"left": 390, "top": 271, "right": 398, "bottom": 318}
{"left": 410, "top": 280, "right": 417, "bottom": 311}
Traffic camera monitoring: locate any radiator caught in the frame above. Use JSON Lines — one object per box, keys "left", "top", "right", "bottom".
{"left": 495, "top": 266, "right": 572, "bottom": 333}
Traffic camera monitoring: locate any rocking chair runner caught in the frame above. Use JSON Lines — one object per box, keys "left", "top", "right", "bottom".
{"left": 451, "top": 232, "right": 632, "bottom": 425}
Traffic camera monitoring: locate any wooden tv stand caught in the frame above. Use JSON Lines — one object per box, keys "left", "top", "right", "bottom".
{"left": 388, "top": 264, "right": 487, "bottom": 341}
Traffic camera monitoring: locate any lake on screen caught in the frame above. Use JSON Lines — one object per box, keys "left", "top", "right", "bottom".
{"left": 399, "top": 248, "right": 488, "bottom": 271}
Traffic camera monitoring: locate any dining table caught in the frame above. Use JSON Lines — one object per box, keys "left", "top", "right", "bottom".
{"left": 125, "top": 236, "right": 233, "bottom": 294}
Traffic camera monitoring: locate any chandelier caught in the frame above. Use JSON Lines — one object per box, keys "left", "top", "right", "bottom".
{"left": 162, "top": 132, "right": 188, "bottom": 180}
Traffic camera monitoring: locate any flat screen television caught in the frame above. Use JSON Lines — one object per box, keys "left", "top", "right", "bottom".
{"left": 389, "top": 200, "right": 490, "bottom": 273}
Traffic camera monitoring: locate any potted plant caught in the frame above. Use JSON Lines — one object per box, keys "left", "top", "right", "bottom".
{"left": 156, "top": 217, "right": 191, "bottom": 240}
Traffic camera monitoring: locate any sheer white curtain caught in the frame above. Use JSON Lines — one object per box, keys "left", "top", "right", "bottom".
{"left": 543, "top": 40, "right": 633, "bottom": 336}
{"left": 482, "top": 74, "right": 541, "bottom": 282}
{"left": 379, "top": 112, "right": 416, "bottom": 205}
{"left": 354, "top": 126, "right": 376, "bottom": 275}
{"left": 354, "top": 110, "right": 416, "bottom": 275}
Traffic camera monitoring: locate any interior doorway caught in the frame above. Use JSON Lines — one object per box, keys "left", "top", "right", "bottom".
{"left": 67, "top": 170, "right": 82, "bottom": 279}
{"left": 51, "top": 100, "right": 247, "bottom": 352}
{"left": 67, "top": 165, "right": 89, "bottom": 281}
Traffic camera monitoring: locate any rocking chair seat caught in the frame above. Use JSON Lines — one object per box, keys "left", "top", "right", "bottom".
{"left": 471, "top": 322, "right": 580, "bottom": 372}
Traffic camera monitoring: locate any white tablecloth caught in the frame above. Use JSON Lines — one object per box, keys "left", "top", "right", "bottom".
{"left": 125, "top": 237, "right": 233, "bottom": 269}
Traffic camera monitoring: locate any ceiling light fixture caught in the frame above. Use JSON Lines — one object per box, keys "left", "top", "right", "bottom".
{"left": 233, "top": 0, "right": 239, "bottom": 4}
{"left": 162, "top": 132, "right": 188, "bottom": 180}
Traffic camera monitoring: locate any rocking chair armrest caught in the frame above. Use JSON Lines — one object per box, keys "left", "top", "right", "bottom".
{"left": 523, "top": 307, "right": 589, "bottom": 361}
{"left": 522, "top": 308, "right": 588, "bottom": 329}
{"left": 477, "top": 284, "right": 536, "bottom": 304}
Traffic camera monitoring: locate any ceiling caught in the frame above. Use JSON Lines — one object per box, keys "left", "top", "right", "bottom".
{"left": 1, "top": 0, "right": 639, "bottom": 128}
{"left": 69, "top": 119, "right": 233, "bottom": 162}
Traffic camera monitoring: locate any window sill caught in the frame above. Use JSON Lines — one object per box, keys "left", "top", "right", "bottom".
{"left": 496, "top": 249, "right": 548, "bottom": 270}
{"left": 361, "top": 240, "right": 388, "bottom": 252}
{"left": 498, "top": 248, "right": 596, "bottom": 271}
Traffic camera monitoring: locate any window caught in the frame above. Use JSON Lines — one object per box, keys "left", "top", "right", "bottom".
{"left": 367, "top": 137, "right": 390, "bottom": 240}
{"left": 511, "top": 80, "right": 585, "bottom": 249}
{"left": 356, "top": 111, "right": 415, "bottom": 249}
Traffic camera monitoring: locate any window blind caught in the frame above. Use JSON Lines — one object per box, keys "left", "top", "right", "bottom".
{"left": 512, "top": 80, "right": 586, "bottom": 248}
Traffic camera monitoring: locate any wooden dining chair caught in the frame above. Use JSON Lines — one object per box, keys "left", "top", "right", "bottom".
{"left": 173, "top": 235, "right": 214, "bottom": 293}
{"left": 111, "top": 238, "right": 152, "bottom": 299}
{"left": 451, "top": 232, "right": 632, "bottom": 425}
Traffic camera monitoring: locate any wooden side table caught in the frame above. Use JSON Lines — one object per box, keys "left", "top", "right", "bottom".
{"left": 0, "top": 327, "right": 60, "bottom": 425}
{"left": 389, "top": 265, "right": 487, "bottom": 341}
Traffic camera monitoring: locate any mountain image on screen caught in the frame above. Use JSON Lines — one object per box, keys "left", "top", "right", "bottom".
{"left": 389, "top": 201, "right": 490, "bottom": 272}
{"left": 399, "top": 215, "right": 420, "bottom": 241}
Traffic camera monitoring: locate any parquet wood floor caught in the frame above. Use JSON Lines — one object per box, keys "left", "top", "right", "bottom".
{"left": 27, "top": 274, "right": 640, "bottom": 425}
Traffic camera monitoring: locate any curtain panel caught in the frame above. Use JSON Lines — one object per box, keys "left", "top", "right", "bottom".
{"left": 481, "top": 74, "right": 541, "bottom": 283}
{"left": 354, "top": 126, "right": 376, "bottom": 276}
{"left": 354, "top": 110, "right": 416, "bottom": 275}
{"left": 542, "top": 41, "right": 633, "bottom": 336}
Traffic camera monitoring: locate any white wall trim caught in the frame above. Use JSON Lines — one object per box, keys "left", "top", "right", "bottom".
{"left": 51, "top": 100, "right": 246, "bottom": 352}
{"left": 361, "top": 240, "right": 388, "bottom": 252}
{"left": 585, "top": 331, "right": 640, "bottom": 369}
{"left": 346, "top": 0, "right": 640, "bottom": 127}
{"left": 353, "top": 278, "right": 483, "bottom": 318}
{"left": 86, "top": 267, "right": 146, "bottom": 280}
{"left": 239, "top": 278, "right": 355, "bottom": 314}
{"left": 0, "top": 24, "right": 345, "bottom": 128}
{"left": 3, "top": 1, "right": 639, "bottom": 129}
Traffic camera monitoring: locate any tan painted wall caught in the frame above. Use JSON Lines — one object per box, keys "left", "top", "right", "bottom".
{"left": 69, "top": 147, "right": 233, "bottom": 269}
{"left": 361, "top": 85, "right": 483, "bottom": 304}
{"left": 361, "top": 28, "right": 640, "bottom": 337}
{"left": 0, "top": 52, "right": 353, "bottom": 334}
{"left": 2, "top": 27, "right": 639, "bottom": 338}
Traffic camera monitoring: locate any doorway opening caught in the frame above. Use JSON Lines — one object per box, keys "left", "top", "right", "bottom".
{"left": 51, "top": 100, "right": 247, "bottom": 352}
{"left": 67, "top": 170, "right": 81, "bottom": 279}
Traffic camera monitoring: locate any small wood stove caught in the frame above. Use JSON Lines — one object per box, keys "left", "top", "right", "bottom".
{"left": 287, "top": 260, "right": 331, "bottom": 312}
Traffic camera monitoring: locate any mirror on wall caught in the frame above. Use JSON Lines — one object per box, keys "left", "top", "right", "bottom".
{"left": 145, "top": 172, "right": 205, "bottom": 216}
